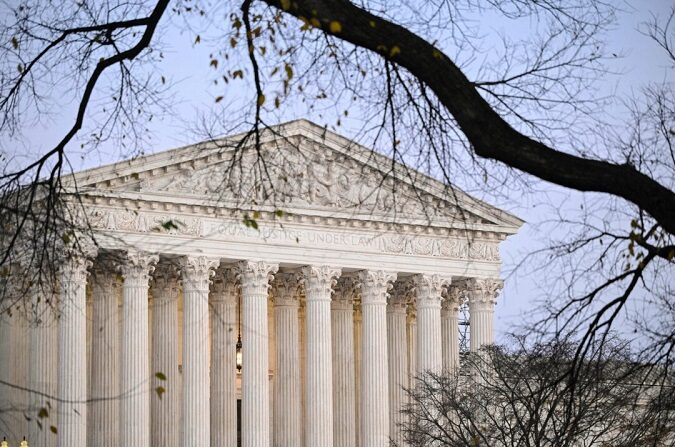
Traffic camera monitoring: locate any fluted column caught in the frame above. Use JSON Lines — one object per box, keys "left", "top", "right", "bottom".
{"left": 387, "top": 283, "right": 410, "bottom": 446}
{"left": 179, "top": 256, "right": 219, "bottom": 447}
{"left": 331, "top": 277, "right": 357, "bottom": 447}
{"left": 29, "top": 289, "right": 58, "bottom": 446}
{"left": 88, "top": 267, "right": 120, "bottom": 447}
{"left": 272, "top": 273, "right": 301, "bottom": 447}
{"left": 58, "top": 249, "right": 95, "bottom": 447}
{"left": 412, "top": 275, "right": 446, "bottom": 375}
{"left": 237, "top": 261, "right": 278, "bottom": 447}
{"left": 118, "top": 251, "right": 157, "bottom": 447}
{"left": 466, "top": 279, "right": 503, "bottom": 351}
{"left": 358, "top": 270, "right": 397, "bottom": 447}
{"left": 301, "top": 266, "right": 340, "bottom": 447}
{"left": 210, "top": 268, "right": 239, "bottom": 447}
{"left": 151, "top": 264, "right": 180, "bottom": 447}
{"left": 353, "top": 299, "right": 362, "bottom": 447}
{"left": 441, "top": 285, "right": 462, "bottom": 373}
{"left": 406, "top": 305, "right": 417, "bottom": 386}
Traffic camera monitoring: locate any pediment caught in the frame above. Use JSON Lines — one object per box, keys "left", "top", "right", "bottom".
{"left": 73, "top": 120, "right": 522, "bottom": 232}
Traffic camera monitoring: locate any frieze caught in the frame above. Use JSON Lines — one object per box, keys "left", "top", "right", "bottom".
{"left": 86, "top": 207, "right": 501, "bottom": 262}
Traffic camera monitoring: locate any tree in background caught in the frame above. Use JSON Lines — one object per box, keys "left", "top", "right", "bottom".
{"left": 400, "top": 336, "right": 674, "bottom": 446}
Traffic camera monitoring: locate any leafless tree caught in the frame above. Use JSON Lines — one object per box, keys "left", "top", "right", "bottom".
{"left": 400, "top": 336, "right": 674, "bottom": 446}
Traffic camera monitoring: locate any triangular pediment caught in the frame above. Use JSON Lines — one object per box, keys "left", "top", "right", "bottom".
{"left": 72, "top": 120, "right": 523, "bottom": 233}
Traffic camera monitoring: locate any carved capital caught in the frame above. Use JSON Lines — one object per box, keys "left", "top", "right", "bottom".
{"left": 332, "top": 276, "right": 359, "bottom": 309}
{"left": 441, "top": 284, "right": 463, "bottom": 315}
{"left": 271, "top": 272, "right": 301, "bottom": 307}
{"left": 118, "top": 251, "right": 159, "bottom": 286}
{"left": 211, "top": 267, "right": 239, "bottom": 303}
{"left": 151, "top": 263, "right": 180, "bottom": 302}
{"left": 237, "top": 260, "right": 278, "bottom": 297}
{"left": 388, "top": 280, "right": 413, "bottom": 311}
{"left": 91, "top": 266, "right": 121, "bottom": 295}
{"left": 60, "top": 255, "right": 93, "bottom": 290}
{"left": 411, "top": 274, "right": 448, "bottom": 308}
{"left": 179, "top": 256, "right": 219, "bottom": 292}
{"left": 358, "top": 270, "right": 397, "bottom": 306}
{"left": 300, "top": 265, "right": 341, "bottom": 301}
{"left": 462, "top": 278, "right": 503, "bottom": 309}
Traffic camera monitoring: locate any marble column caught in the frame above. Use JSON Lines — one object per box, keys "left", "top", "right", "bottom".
{"left": 210, "top": 268, "right": 238, "bottom": 447}
{"left": 58, "top": 249, "right": 95, "bottom": 447}
{"left": 412, "top": 275, "right": 446, "bottom": 375}
{"left": 331, "top": 277, "right": 357, "bottom": 447}
{"left": 88, "top": 267, "right": 120, "bottom": 447}
{"left": 272, "top": 273, "right": 301, "bottom": 447}
{"left": 353, "top": 298, "right": 362, "bottom": 447}
{"left": 301, "top": 266, "right": 340, "bottom": 447}
{"left": 118, "top": 251, "right": 157, "bottom": 447}
{"left": 406, "top": 305, "right": 417, "bottom": 386}
{"left": 298, "top": 301, "right": 307, "bottom": 447}
{"left": 151, "top": 264, "right": 180, "bottom": 447}
{"left": 180, "top": 256, "right": 220, "bottom": 447}
{"left": 467, "top": 279, "right": 503, "bottom": 352}
{"left": 238, "top": 260, "right": 278, "bottom": 447}
{"left": 441, "top": 285, "right": 462, "bottom": 373}
{"left": 358, "top": 270, "right": 396, "bottom": 447}
{"left": 387, "top": 282, "right": 410, "bottom": 446}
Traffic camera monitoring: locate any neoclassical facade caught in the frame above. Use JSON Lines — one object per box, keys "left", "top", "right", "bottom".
{"left": 0, "top": 120, "right": 522, "bottom": 446}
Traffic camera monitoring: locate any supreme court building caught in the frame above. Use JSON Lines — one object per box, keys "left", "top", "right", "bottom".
{"left": 0, "top": 120, "right": 522, "bottom": 446}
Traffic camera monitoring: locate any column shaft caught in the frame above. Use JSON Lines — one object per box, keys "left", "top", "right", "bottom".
{"left": 119, "top": 252, "right": 157, "bottom": 446}
{"left": 151, "top": 265, "right": 180, "bottom": 447}
{"left": 441, "top": 286, "right": 461, "bottom": 373}
{"left": 331, "top": 277, "right": 357, "bottom": 447}
{"left": 467, "top": 279, "right": 503, "bottom": 352}
{"left": 238, "top": 261, "right": 277, "bottom": 447}
{"left": 412, "top": 275, "right": 446, "bottom": 375}
{"left": 58, "top": 255, "right": 92, "bottom": 447}
{"left": 302, "top": 266, "right": 340, "bottom": 447}
{"left": 359, "top": 270, "right": 396, "bottom": 447}
{"left": 210, "top": 268, "right": 238, "bottom": 447}
{"left": 180, "top": 256, "right": 219, "bottom": 447}
{"left": 387, "top": 295, "right": 408, "bottom": 446}
{"left": 353, "top": 303, "right": 362, "bottom": 447}
{"left": 88, "top": 269, "right": 120, "bottom": 447}
{"left": 272, "top": 273, "right": 301, "bottom": 447}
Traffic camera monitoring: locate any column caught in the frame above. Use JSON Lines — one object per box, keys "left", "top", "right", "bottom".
{"left": 28, "top": 282, "right": 58, "bottom": 447}
{"left": 210, "top": 268, "right": 238, "bottom": 447}
{"left": 387, "top": 282, "right": 409, "bottom": 446}
{"left": 180, "top": 256, "right": 220, "bottom": 447}
{"left": 331, "top": 277, "right": 357, "bottom": 447}
{"left": 358, "top": 270, "right": 396, "bottom": 447}
{"left": 302, "top": 266, "right": 340, "bottom": 447}
{"left": 151, "top": 264, "right": 180, "bottom": 447}
{"left": 441, "top": 285, "right": 462, "bottom": 373}
{"left": 58, "top": 249, "right": 95, "bottom": 447}
{"left": 298, "top": 301, "right": 307, "bottom": 447}
{"left": 272, "top": 273, "right": 301, "bottom": 447}
{"left": 467, "top": 279, "right": 503, "bottom": 351}
{"left": 412, "top": 274, "right": 446, "bottom": 374}
{"left": 88, "top": 267, "right": 120, "bottom": 447}
{"left": 353, "top": 297, "right": 362, "bottom": 447}
{"left": 406, "top": 305, "right": 416, "bottom": 386}
{"left": 237, "top": 260, "right": 278, "bottom": 447}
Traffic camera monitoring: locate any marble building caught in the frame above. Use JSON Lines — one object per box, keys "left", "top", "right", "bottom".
{"left": 0, "top": 119, "right": 522, "bottom": 446}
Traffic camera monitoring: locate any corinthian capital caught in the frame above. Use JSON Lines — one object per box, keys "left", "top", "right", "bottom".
{"left": 179, "top": 256, "right": 220, "bottom": 291}
{"left": 118, "top": 251, "right": 159, "bottom": 284}
{"left": 151, "top": 263, "right": 179, "bottom": 301}
{"left": 300, "top": 265, "right": 341, "bottom": 300}
{"left": 441, "top": 284, "right": 464, "bottom": 314}
{"left": 332, "top": 276, "right": 360, "bottom": 308}
{"left": 358, "top": 270, "right": 397, "bottom": 305}
{"left": 411, "top": 274, "right": 449, "bottom": 305}
{"left": 463, "top": 278, "right": 503, "bottom": 307}
{"left": 211, "top": 267, "right": 240, "bottom": 303}
{"left": 271, "top": 272, "right": 302, "bottom": 306}
{"left": 237, "top": 260, "right": 278, "bottom": 295}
